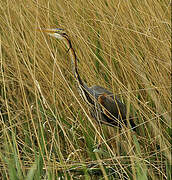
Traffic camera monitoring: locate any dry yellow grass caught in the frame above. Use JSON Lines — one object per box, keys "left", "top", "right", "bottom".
{"left": 0, "top": 0, "right": 171, "bottom": 179}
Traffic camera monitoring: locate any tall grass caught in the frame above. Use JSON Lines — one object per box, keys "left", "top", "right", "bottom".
{"left": 0, "top": 0, "right": 171, "bottom": 179}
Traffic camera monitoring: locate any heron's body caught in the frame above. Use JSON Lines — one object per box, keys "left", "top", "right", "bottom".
{"left": 40, "top": 28, "right": 136, "bottom": 131}
{"left": 79, "top": 83, "right": 135, "bottom": 129}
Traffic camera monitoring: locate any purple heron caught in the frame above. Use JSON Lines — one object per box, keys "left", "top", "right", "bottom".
{"left": 40, "top": 28, "right": 136, "bottom": 131}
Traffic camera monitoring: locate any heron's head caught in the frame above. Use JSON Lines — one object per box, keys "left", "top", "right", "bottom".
{"left": 38, "top": 28, "right": 67, "bottom": 40}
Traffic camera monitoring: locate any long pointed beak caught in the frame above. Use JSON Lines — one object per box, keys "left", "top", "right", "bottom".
{"left": 37, "top": 28, "right": 64, "bottom": 33}
{"left": 37, "top": 28, "right": 65, "bottom": 40}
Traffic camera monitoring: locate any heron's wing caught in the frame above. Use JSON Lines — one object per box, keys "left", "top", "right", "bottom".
{"left": 90, "top": 85, "right": 113, "bottom": 96}
{"left": 90, "top": 93, "right": 126, "bottom": 127}
{"left": 97, "top": 93, "right": 137, "bottom": 130}
{"left": 89, "top": 107, "right": 118, "bottom": 127}
{"left": 89, "top": 85, "right": 126, "bottom": 119}
{"left": 98, "top": 93, "right": 126, "bottom": 120}
{"left": 88, "top": 86, "right": 136, "bottom": 130}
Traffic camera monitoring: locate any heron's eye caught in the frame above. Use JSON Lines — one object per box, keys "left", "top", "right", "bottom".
{"left": 61, "top": 32, "right": 67, "bottom": 36}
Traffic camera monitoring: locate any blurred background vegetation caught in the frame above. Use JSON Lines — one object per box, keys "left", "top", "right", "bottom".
{"left": 0, "top": 0, "right": 171, "bottom": 179}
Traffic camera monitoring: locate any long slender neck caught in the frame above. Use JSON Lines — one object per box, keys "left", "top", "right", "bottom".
{"left": 62, "top": 36, "right": 94, "bottom": 105}
{"left": 63, "top": 37, "right": 80, "bottom": 82}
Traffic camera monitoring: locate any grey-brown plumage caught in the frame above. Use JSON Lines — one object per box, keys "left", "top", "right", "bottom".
{"left": 83, "top": 85, "right": 136, "bottom": 130}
